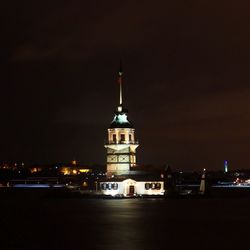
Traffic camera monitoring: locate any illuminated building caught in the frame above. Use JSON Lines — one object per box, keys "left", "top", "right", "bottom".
{"left": 99, "top": 178, "right": 164, "bottom": 197}
{"left": 60, "top": 166, "right": 91, "bottom": 175}
{"left": 100, "top": 65, "right": 164, "bottom": 197}
{"left": 30, "top": 167, "right": 42, "bottom": 173}
{"left": 104, "top": 65, "right": 139, "bottom": 176}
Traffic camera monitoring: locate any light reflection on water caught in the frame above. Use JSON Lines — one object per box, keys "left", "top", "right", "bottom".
{"left": 1, "top": 192, "right": 250, "bottom": 250}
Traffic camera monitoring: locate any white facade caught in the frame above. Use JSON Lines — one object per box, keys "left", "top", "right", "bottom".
{"left": 99, "top": 179, "right": 165, "bottom": 197}
{"left": 107, "top": 128, "right": 136, "bottom": 143}
{"left": 105, "top": 126, "right": 139, "bottom": 175}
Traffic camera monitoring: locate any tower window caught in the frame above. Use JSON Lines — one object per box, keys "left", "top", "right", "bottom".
{"left": 112, "top": 134, "right": 117, "bottom": 142}
{"left": 129, "top": 134, "right": 132, "bottom": 141}
{"left": 120, "top": 134, "right": 125, "bottom": 142}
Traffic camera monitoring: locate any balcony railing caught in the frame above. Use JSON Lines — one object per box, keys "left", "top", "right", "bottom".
{"left": 105, "top": 140, "right": 139, "bottom": 145}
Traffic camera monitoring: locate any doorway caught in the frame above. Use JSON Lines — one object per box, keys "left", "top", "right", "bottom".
{"left": 128, "top": 185, "right": 135, "bottom": 195}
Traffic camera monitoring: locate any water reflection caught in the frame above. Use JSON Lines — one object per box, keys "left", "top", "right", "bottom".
{"left": 1, "top": 193, "right": 250, "bottom": 250}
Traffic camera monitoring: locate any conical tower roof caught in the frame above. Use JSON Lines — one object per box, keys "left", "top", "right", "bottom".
{"left": 109, "top": 64, "right": 133, "bottom": 129}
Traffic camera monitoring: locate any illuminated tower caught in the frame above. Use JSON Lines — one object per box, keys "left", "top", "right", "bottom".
{"left": 104, "top": 65, "right": 139, "bottom": 176}
{"left": 224, "top": 160, "right": 228, "bottom": 173}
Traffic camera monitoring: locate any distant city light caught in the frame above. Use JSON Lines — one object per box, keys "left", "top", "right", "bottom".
{"left": 224, "top": 160, "right": 228, "bottom": 173}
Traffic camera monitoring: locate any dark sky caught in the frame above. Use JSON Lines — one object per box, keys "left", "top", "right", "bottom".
{"left": 1, "top": 0, "right": 250, "bottom": 170}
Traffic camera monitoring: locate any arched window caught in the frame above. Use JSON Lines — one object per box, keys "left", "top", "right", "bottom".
{"left": 112, "top": 183, "right": 118, "bottom": 190}
{"left": 120, "top": 134, "right": 125, "bottom": 142}
{"left": 101, "top": 183, "right": 106, "bottom": 190}
{"left": 145, "top": 183, "right": 150, "bottom": 190}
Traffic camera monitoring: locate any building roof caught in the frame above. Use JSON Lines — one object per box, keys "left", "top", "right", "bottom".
{"left": 99, "top": 171, "right": 164, "bottom": 182}
{"left": 109, "top": 107, "right": 134, "bottom": 128}
{"left": 109, "top": 65, "right": 134, "bottom": 129}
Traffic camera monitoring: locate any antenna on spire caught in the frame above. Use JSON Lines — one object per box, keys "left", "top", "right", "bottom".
{"left": 118, "top": 60, "right": 123, "bottom": 105}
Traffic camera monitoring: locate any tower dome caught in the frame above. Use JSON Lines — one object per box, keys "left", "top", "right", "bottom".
{"left": 109, "top": 107, "right": 133, "bottom": 128}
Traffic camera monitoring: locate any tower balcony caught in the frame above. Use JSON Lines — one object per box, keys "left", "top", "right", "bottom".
{"left": 105, "top": 140, "right": 139, "bottom": 145}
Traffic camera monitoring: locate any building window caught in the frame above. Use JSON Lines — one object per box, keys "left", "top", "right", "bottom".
{"left": 145, "top": 182, "right": 161, "bottom": 190}
{"left": 129, "top": 134, "right": 132, "bottom": 141}
{"left": 112, "top": 134, "right": 116, "bottom": 143}
{"left": 120, "top": 134, "right": 125, "bottom": 142}
{"left": 156, "top": 183, "right": 161, "bottom": 190}
{"left": 145, "top": 183, "right": 150, "bottom": 190}
{"left": 112, "top": 183, "right": 118, "bottom": 190}
{"left": 101, "top": 183, "right": 118, "bottom": 190}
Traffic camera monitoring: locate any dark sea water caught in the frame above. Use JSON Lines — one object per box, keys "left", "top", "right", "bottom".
{"left": 0, "top": 188, "right": 250, "bottom": 250}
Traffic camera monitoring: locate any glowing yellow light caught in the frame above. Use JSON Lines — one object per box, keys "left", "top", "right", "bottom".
{"left": 61, "top": 167, "right": 71, "bottom": 175}
{"left": 79, "top": 169, "right": 91, "bottom": 173}
{"left": 82, "top": 182, "right": 88, "bottom": 187}
{"left": 30, "top": 167, "right": 42, "bottom": 173}
{"left": 30, "top": 168, "right": 37, "bottom": 173}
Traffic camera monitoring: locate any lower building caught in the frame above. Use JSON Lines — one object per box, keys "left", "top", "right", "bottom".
{"left": 99, "top": 176, "right": 164, "bottom": 197}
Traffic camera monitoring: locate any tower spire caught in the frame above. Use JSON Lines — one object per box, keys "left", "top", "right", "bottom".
{"left": 118, "top": 61, "right": 123, "bottom": 105}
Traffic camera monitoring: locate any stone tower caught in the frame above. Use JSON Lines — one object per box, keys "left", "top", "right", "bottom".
{"left": 104, "top": 65, "right": 139, "bottom": 176}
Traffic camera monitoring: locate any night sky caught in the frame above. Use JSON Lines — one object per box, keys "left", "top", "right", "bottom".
{"left": 1, "top": 0, "right": 250, "bottom": 170}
